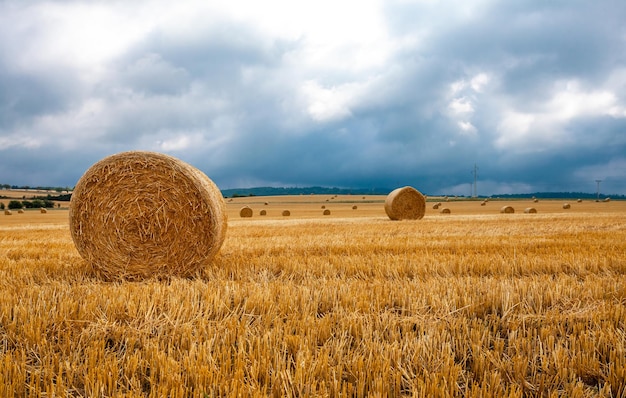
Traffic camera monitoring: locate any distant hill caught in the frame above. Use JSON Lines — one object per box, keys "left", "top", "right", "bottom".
{"left": 221, "top": 186, "right": 393, "bottom": 198}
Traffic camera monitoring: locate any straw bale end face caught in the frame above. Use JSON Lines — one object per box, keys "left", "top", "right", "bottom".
{"left": 69, "top": 151, "right": 227, "bottom": 281}
{"left": 239, "top": 206, "right": 253, "bottom": 218}
{"left": 384, "top": 186, "right": 426, "bottom": 220}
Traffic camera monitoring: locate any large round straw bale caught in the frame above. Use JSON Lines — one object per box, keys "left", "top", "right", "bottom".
{"left": 384, "top": 186, "right": 426, "bottom": 220}
{"left": 500, "top": 206, "right": 515, "bottom": 214}
{"left": 562, "top": 203, "right": 571, "bottom": 209}
{"left": 69, "top": 151, "right": 227, "bottom": 281}
{"left": 4, "top": 210, "right": 11, "bottom": 215}
{"left": 40, "top": 208, "right": 47, "bottom": 214}
{"left": 282, "top": 210, "right": 291, "bottom": 216}
{"left": 524, "top": 207, "right": 537, "bottom": 214}
{"left": 323, "top": 209, "right": 331, "bottom": 215}
{"left": 259, "top": 209, "right": 267, "bottom": 216}
{"left": 440, "top": 208, "right": 451, "bottom": 214}
{"left": 239, "top": 206, "right": 253, "bottom": 218}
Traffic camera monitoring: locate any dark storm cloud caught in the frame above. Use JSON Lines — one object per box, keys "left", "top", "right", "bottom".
{"left": 0, "top": 0, "right": 625, "bottom": 194}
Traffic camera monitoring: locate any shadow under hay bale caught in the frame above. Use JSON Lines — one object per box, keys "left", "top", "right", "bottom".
{"left": 500, "top": 206, "right": 515, "bottom": 214}
{"left": 69, "top": 151, "right": 227, "bottom": 281}
{"left": 239, "top": 206, "right": 253, "bottom": 218}
{"left": 524, "top": 207, "right": 537, "bottom": 214}
{"left": 384, "top": 186, "right": 426, "bottom": 220}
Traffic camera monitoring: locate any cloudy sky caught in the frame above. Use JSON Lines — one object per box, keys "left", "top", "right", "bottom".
{"left": 1, "top": 0, "right": 625, "bottom": 195}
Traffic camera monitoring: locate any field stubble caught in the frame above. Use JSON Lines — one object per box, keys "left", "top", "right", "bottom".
{"left": 0, "top": 197, "right": 625, "bottom": 397}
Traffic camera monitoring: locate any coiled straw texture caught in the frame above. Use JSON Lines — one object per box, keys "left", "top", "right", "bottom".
{"left": 69, "top": 151, "right": 227, "bottom": 280}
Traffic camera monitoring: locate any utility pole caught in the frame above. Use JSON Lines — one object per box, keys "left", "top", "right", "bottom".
{"left": 595, "top": 180, "right": 602, "bottom": 202}
{"left": 472, "top": 164, "right": 479, "bottom": 198}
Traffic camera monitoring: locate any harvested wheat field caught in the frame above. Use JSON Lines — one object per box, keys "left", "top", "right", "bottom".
{"left": 1, "top": 197, "right": 625, "bottom": 397}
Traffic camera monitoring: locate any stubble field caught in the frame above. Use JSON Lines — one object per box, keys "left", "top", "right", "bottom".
{"left": 1, "top": 195, "right": 625, "bottom": 397}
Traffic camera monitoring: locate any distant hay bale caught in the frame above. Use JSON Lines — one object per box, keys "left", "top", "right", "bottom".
{"left": 562, "top": 203, "right": 571, "bottom": 209}
{"left": 480, "top": 201, "right": 486, "bottom": 206}
{"left": 323, "top": 209, "right": 331, "bottom": 215}
{"left": 362, "top": 196, "right": 366, "bottom": 199}
{"left": 440, "top": 208, "right": 451, "bottom": 214}
{"left": 4, "top": 210, "right": 11, "bottom": 215}
{"left": 264, "top": 202, "right": 269, "bottom": 205}
{"left": 259, "top": 210, "right": 267, "bottom": 216}
{"left": 604, "top": 197, "right": 611, "bottom": 202}
{"left": 282, "top": 210, "right": 291, "bottom": 216}
{"left": 40, "top": 208, "right": 47, "bottom": 214}
{"left": 69, "top": 151, "right": 227, "bottom": 281}
{"left": 577, "top": 199, "right": 582, "bottom": 203}
{"left": 239, "top": 206, "right": 253, "bottom": 218}
{"left": 352, "top": 205, "right": 357, "bottom": 210}
{"left": 533, "top": 198, "right": 539, "bottom": 203}
{"left": 384, "top": 186, "right": 426, "bottom": 220}
{"left": 500, "top": 206, "right": 515, "bottom": 214}
{"left": 432, "top": 203, "right": 441, "bottom": 210}
{"left": 17, "top": 209, "right": 24, "bottom": 214}
{"left": 321, "top": 205, "right": 326, "bottom": 209}
{"left": 524, "top": 207, "right": 537, "bottom": 214}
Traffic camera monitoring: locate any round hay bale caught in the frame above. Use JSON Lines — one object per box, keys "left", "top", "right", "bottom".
{"left": 323, "top": 209, "right": 331, "bottom": 215}
{"left": 562, "top": 203, "right": 571, "bottom": 209}
{"left": 259, "top": 209, "right": 267, "bottom": 216}
{"left": 604, "top": 197, "right": 611, "bottom": 202}
{"left": 282, "top": 210, "right": 291, "bottom": 216}
{"left": 524, "top": 207, "right": 537, "bottom": 214}
{"left": 40, "top": 208, "right": 47, "bottom": 214}
{"left": 576, "top": 199, "right": 582, "bottom": 203}
{"left": 440, "top": 208, "right": 451, "bottom": 214}
{"left": 69, "top": 151, "right": 227, "bottom": 281}
{"left": 4, "top": 210, "right": 12, "bottom": 215}
{"left": 432, "top": 203, "right": 440, "bottom": 210}
{"left": 321, "top": 205, "right": 326, "bottom": 209}
{"left": 264, "top": 202, "right": 269, "bottom": 205}
{"left": 384, "top": 186, "right": 426, "bottom": 220}
{"left": 480, "top": 201, "right": 486, "bottom": 206}
{"left": 17, "top": 209, "right": 24, "bottom": 214}
{"left": 352, "top": 205, "right": 357, "bottom": 210}
{"left": 533, "top": 198, "right": 539, "bottom": 203}
{"left": 500, "top": 206, "right": 515, "bottom": 214}
{"left": 239, "top": 206, "right": 253, "bottom": 218}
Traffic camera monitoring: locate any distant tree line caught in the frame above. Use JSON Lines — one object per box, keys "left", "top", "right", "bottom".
{"left": 0, "top": 184, "right": 72, "bottom": 192}
{"left": 3, "top": 199, "right": 56, "bottom": 210}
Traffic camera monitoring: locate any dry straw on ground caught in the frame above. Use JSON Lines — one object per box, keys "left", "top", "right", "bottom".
{"left": 69, "top": 151, "right": 227, "bottom": 281}
{"left": 239, "top": 206, "right": 253, "bottom": 218}
{"left": 500, "top": 206, "right": 515, "bottom": 214}
{"left": 384, "top": 186, "right": 426, "bottom": 220}
{"left": 524, "top": 207, "right": 537, "bottom": 214}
